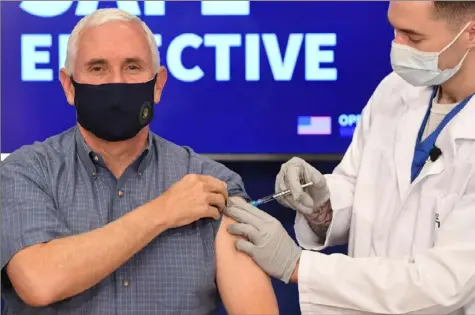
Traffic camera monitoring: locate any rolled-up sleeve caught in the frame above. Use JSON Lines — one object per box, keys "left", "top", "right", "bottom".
{"left": 191, "top": 152, "right": 250, "bottom": 201}
{"left": 1, "top": 158, "right": 71, "bottom": 269}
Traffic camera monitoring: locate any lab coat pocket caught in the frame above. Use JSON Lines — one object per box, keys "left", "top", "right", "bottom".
{"left": 412, "top": 192, "right": 459, "bottom": 252}
{"left": 411, "top": 193, "right": 458, "bottom": 253}
{"left": 433, "top": 193, "right": 460, "bottom": 233}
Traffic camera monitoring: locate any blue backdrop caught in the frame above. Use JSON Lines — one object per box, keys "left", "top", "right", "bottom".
{"left": 1, "top": 1, "right": 393, "bottom": 155}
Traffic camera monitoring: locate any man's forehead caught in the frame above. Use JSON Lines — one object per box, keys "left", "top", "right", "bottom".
{"left": 78, "top": 21, "right": 145, "bottom": 46}
{"left": 75, "top": 21, "right": 151, "bottom": 63}
{"left": 81, "top": 19, "right": 142, "bottom": 36}
{"left": 388, "top": 1, "right": 434, "bottom": 16}
{"left": 388, "top": 2, "right": 441, "bottom": 33}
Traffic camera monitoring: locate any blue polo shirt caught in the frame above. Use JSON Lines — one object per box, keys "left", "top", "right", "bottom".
{"left": 1, "top": 126, "right": 249, "bottom": 315}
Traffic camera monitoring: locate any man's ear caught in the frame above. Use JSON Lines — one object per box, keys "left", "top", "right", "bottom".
{"left": 59, "top": 68, "right": 75, "bottom": 106}
{"left": 467, "top": 21, "right": 475, "bottom": 49}
{"left": 153, "top": 66, "right": 168, "bottom": 104}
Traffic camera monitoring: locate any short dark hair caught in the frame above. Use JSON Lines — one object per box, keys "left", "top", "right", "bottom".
{"left": 432, "top": 1, "right": 475, "bottom": 26}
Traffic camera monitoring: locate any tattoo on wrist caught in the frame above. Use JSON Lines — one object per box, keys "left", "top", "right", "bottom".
{"left": 304, "top": 200, "right": 333, "bottom": 239}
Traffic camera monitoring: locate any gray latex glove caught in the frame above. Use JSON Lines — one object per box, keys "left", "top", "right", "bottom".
{"left": 224, "top": 198, "right": 302, "bottom": 283}
{"left": 275, "top": 157, "right": 330, "bottom": 214}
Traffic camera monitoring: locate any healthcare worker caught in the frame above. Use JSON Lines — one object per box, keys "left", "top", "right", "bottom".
{"left": 225, "top": 1, "right": 475, "bottom": 314}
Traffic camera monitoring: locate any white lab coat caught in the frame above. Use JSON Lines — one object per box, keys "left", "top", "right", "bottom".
{"left": 295, "top": 72, "right": 475, "bottom": 315}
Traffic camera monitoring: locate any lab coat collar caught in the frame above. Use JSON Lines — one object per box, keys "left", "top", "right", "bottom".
{"left": 395, "top": 86, "right": 475, "bottom": 199}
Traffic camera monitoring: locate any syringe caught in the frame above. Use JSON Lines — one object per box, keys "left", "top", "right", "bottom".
{"left": 250, "top": 182, "right": 314, "bottom": 207}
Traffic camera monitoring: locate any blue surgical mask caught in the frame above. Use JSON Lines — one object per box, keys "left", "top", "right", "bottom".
{"left": 390, "top": 22, "right": 471, "bottom": 87}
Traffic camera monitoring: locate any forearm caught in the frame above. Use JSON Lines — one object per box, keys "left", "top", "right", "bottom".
{"left": 8, "top": 202, "right": 169, "bottom": 305}
{"left": 302, "top": 199, "right": 333, "bottom": 240}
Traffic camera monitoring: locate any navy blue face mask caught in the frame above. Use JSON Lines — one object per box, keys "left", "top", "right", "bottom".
{"left": 71, "top": 75, "right": 157, "bottom": 142}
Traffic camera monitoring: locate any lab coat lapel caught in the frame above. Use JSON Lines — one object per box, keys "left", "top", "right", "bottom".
{"left": 394, "top": 87, "right": 433, "bottom": 199}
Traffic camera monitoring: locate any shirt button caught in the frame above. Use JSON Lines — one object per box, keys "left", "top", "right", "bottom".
{"left": 118, "top": 190, "right": 124, "bottom": 197}
{"left": 93, "top": 156, "right": 99, "bottom": 162}
{"left": 123, "top": 280, "right": 129, "bottom": 287}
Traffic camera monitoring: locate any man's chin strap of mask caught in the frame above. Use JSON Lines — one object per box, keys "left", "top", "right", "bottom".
{"left": 391, "top": 22, "right": 472, "bottom": 87}
{"left": 71, "top": 75, "right": 157, "bottom": 142}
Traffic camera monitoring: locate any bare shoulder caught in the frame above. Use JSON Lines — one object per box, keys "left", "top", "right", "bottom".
{"left": 215, "top": 214, "right": 244, "bottom": 248}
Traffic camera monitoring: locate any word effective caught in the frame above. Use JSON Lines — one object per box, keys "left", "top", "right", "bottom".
{"left": 22, "top": 33, "right": 337, "bottom": 82}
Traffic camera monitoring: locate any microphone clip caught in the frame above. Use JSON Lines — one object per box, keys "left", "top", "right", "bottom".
{"left": 429, "top": 146, "right": 442, "bottom": 162}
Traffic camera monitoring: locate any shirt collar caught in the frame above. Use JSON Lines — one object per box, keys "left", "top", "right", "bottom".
{"left": 137, "top": 134, "right": 153, "bottom": 175}
{"left": 75, "top": 127, "right": 154, "bottom": 178}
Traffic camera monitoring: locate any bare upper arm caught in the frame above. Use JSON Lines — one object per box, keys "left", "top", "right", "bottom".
{"left": 215, "top": 213, "right": 279, "bottom": 314}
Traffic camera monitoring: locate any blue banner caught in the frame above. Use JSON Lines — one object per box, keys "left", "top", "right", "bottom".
{"left": 1, "top": 1, "right": 393, "bottom": 155}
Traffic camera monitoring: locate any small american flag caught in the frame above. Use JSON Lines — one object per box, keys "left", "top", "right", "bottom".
{"left": 297, "top": 116, "right": 332, "bottom": 135}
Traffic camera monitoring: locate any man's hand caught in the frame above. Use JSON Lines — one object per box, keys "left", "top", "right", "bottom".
{"left": 224, "top": 198, "right": 301, "bottom": 283}
{"left": 156, "top": 174, "right": 228, "bottom": 228}
{"left": 276, "top": 157, "right": 330, "bottom": 214}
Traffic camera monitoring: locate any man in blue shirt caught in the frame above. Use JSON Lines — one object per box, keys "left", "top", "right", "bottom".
{"left": 1, "top": 8, "right": 278, "bottom": 315}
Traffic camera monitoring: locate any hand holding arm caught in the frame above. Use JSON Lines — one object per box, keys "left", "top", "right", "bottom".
{"left": 224, "top": 198, "right": 301, "bottom": 283}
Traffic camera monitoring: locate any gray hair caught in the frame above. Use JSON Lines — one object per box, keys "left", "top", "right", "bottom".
{"left": 64, "top": 8, "right": 159, "bottom": 75}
